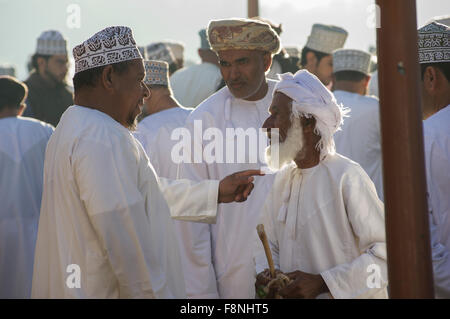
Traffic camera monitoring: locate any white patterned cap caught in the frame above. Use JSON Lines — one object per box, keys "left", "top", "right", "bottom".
{"left": 305, "top": 24, "right": 348, "bottom": 54}
{"left": 418, "top": 22, "right": 450, "bottom": 64}
{"left": 332, "top": 49, "right": 372, "bottom": 75}
{"left": 146, "top": 42, "right": 176, "bottom": 65}
{"left": 163, "top": 41, "right": 184, "bottom": 60}
{"left": 73, "top": 26, "right": 142, "bottom": 75}
{"left": 144, "top": 60, "right": 169, "bottom": 86}
{"left": 285, "top": 46, "right": 300, "bottom": 58}
{"left": 36, "top": 30, "right": 68, "bottom": 56}
{"left": 0, "top": 65, "right": 16, "bottom": 77}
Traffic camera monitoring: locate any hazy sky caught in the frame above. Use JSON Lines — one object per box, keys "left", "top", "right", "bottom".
{"left": 0, "top": 0, "right": 448, "bottom": 80}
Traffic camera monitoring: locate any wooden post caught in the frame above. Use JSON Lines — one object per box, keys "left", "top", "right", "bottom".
{"left": 248, "top": 0, "right": 259, "bottom": 18}
{"left": 376, "top": 0, "right": 434, "bottom": 298}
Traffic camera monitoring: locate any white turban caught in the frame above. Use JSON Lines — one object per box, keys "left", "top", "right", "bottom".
{"left": 274, "top": 70, "right": 349, "bottom": 159}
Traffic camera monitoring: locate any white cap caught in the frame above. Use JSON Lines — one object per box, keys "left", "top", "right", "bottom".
{"left": 144, "top": 60, "right": 169, "bottom": 86}
{"left": 146, "top": 42, "right": 176, "bottom": 65}
{"left": 418, "top": 22, "right": 450, "bottom": 64}
{"left": 305, "top": 24, "right": 348, "bottom": 54}
{"left": 73, "top": 26, "right": 142, "bottom": 74}
{"left": 285, "top": 46, "right": 301, "bottom": 58}
{"left": 332, "top": 49, "right": 372, "bottom": 75}
{"left": 36, "top": 30, "right": 68, "bottom": 56}
{"left": 162, "top": 41, "right": 184, "bottom": 60}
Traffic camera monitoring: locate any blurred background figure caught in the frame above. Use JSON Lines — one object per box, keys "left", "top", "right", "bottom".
{"left": 147, "top": 42, "right": 178, "bottom": 75}
{"left": 0, "top": 65, "right": 16, "bottom": 77}
{"left": 0, "top": 76, "right": 54, "bottom": 298}
{"left": 170, "top": 28, "right": 223, "bottom": 108}
{"left": 23, "top": 30, "right": 73, "bottom": 126}
{"left": 251, "top": 17, "right": 300, "bottom": 79}
{"left": 135, "top": 60, "right": 211, "bottom": 298}
{"left": 299, "top": 23, "right": 348, "bottom": 87}
{"left": 163, "top": 40, "right": 185, "bottom": 71}
{"left": 332, "top": 48, "right": 383, "bottom": 201}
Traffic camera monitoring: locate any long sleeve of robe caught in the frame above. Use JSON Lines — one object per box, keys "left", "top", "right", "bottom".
{"left": 31, "top": 105, "right": 218, "bottom": 299}
{"left": 135, "top": 108, "right": 220, "bottom": 298}
{"left": 254, "top": 154, "right": 388, "bottom": 299}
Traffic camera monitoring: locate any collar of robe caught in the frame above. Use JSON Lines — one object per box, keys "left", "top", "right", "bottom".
{"left": 277, "top": 164, "right": 317, "bottom": 240}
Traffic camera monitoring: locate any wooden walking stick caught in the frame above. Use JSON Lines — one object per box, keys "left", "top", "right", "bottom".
{"left": 257, "top": 224, "right": 275, "bottom": 278}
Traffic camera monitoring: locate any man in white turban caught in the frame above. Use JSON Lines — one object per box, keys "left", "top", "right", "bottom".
{"left": 254, "top": 70, "right": 388, "bottom": 299}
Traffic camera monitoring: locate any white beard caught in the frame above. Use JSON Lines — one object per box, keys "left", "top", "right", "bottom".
{"left": 265, "top": 118, "right": 304, "bottom": 171}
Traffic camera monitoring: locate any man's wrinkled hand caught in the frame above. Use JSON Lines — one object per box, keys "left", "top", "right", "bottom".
{"left": 255, "top": 269, "right": 284, "bottom": 299}
{"left": 278, "top": 270, "right": 329, "bottom": 299}
{"left": 218, "top": 169, "right": 264, "bottom": 203}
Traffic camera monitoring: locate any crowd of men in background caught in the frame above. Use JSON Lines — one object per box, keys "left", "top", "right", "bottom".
{"left": 0, "top": 15, "right": 449, "bottom": 299}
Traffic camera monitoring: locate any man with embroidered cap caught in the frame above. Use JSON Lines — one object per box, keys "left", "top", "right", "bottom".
{"left": 170, "top": 29, "right": 223, "bottom": 108}
{"left": 299, "top": 24, "right": 348, "bottom": 86}
{"left": 31, "top": 26, "right": 261, "bottom": 299}
{"left": 332, "top": 49, "right": 384, "bottom": 200}
{"left": 179, "top": 18, "right": 281, "bottom": 298}
{"left": 23, "top": 30, "right": 73, "bottom": 126}
{"left": 146, "top": 42, "right": 178, "bottom": 75}
{"left": 0, "top": 76, "right": 54, "bottom": 298}
{"left": 254, "top": 70, "right": 387, "bottom": 299}
{"left": 418, "top": 21, "right": 450, "bottom": 298}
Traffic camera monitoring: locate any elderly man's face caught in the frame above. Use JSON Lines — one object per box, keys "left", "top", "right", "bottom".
{"left": 114, "top": 59, "right": 150, "bottom": 130}
{"left": 262, "top": 92, "right": 293, "bottom": 143}
{"left": 263, "top": 92, "right": 306, "bottom": 170}
{"left": 218, "top": 49, "right": 270, "bottom": 100}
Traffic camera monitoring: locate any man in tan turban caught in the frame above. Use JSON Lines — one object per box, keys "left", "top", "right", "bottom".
{"left": 179, "top": 18, "right": 281, "bottom": 298}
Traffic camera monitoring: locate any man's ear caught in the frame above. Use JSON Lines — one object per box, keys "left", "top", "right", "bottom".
{"left": 263, "top": 52, "right": 272, "bottom": 72}
{"left": 305, "top": 51, "right": 317, "bottom": 69}
{"left": 423, "top": 66, "right": 438, "bottom": 94}
{"left": 101, "top": 65, "right": 115, "bottom": 92}
{"left": 302, "top": 116, "right": 316, "bottom": 133}
{"left": 363, "top": 75, "right": 371, "bottom": 89}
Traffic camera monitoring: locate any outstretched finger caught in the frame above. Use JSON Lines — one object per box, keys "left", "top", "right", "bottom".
{"left": 234, "top": 169, "right": 265, "bottom": 178}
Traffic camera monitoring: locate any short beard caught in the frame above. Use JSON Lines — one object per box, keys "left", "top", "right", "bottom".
{"left": 265, "top": 116, "right": 304, "bottom": 171}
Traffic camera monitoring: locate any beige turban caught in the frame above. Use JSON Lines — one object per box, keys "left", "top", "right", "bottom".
{"left": 207, "top": 18, "right": 281, "bottom": 54}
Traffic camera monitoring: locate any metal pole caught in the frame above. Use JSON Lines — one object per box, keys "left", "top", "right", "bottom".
{"left": 248, "top": 0, "right": 259, "bottom": 18}
{"left": 376, "top": 0, "right": 434, "bottom": 298}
